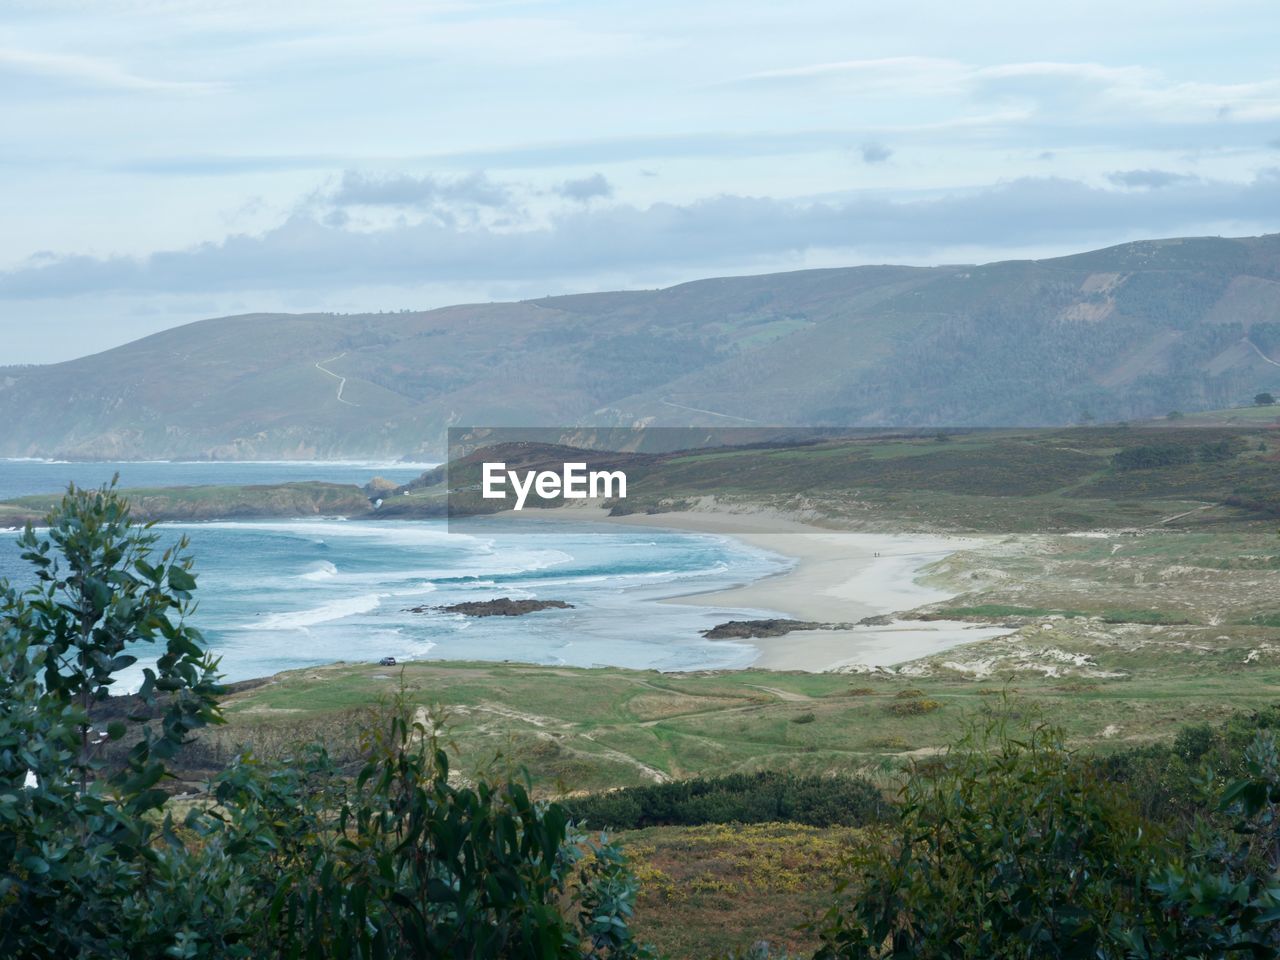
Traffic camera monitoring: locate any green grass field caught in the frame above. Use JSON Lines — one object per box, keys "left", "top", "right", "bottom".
{"left": 210, "top": 643, "right": 1280, "bottom": 796}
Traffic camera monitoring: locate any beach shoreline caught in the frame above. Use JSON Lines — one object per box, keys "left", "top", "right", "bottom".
{"left": 594, "top": 507, "right": 1013, "bottom": 672}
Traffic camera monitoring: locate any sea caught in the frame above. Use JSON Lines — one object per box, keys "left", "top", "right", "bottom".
{"left": 0, "top": 459, "right": 790, "bottom": 685}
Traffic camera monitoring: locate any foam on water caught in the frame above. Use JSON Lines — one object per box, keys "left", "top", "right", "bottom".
{"left": 246, "top": 592, "right": 386, "bottom": 631}
{"left": 298, "top": 560, "right": 339, "bottom": 580}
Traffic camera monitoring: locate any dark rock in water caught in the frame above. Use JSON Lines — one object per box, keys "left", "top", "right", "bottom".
{"left": 701, "top": 618, "right": 839, "bottom": 640}
{"left": 407, "top": 597, "right": 575, "bottom": 617}
{"left": 857, "top": 614, "right": 894, "bottom": 627}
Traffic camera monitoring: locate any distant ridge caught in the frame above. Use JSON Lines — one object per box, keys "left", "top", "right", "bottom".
{"left": 4, "top": 233, "right": 1280, "bottom": 460}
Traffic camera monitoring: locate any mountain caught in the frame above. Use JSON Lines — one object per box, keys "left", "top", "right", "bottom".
{"left": 5, "top": 233, "right": 1280, "bottom": 460}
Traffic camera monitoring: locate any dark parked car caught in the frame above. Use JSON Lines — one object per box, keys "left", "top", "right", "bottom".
{"left": 378, "top": 656, "right": 397, "bottom": 666}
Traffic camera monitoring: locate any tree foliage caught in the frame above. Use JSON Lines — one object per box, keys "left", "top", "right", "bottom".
{"left": 814, "top": 712, "right": 1280, "bottom": 959}
{"left": 562, "top": 771, "right": 890, "bottom": 831}
{"left": 0, "top": 483, "right": 648, "bottom": 959}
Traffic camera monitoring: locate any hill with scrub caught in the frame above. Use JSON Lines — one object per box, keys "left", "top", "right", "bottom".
{"left": 5, "top": 233, "right": 1280, "bottom": 459}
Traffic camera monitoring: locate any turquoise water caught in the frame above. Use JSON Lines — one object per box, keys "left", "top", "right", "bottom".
{"left": 0, "top": 461, "right": 788, "bottom": 683}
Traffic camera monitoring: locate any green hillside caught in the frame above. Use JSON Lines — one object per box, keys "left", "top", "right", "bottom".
{"left": 380, "top": 421, "right": 1280, "bottom": 533}
{"left": 5, "top": 234, "right": 1280, "bottom": 459}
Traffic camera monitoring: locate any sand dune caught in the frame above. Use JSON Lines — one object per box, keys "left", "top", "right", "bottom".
{"left": 605, "top": 509, "right": 1012, "bottom": 672}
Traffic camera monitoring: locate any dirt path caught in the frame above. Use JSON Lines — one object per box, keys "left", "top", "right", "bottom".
{"left": 1245, "top": 338, "right": 1280, "bottom": 369}
{"left": 578, "top": 734, "right": 671, "bottom": 783}
{"left": 1152, "top": 503, "right": 1216, "bottom": 526}
{"left": 473, "top": 701, "right": 672, "bottom": 782}
{"left": 315, "top": 352, "right": 359, "bottom": 406}
{"left": 744, "top": 683, "right": 813, "bottom": 702}
{"left": 660, "top": 398, "right": 760, "bottom": 423}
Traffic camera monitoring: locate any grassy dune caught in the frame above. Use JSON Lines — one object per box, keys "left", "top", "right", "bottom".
{"left": 209, "top": 651, "right": 1280, "bottom": 794}
{"left": 408, "top": 418, "right": 1280, "bottom": 533}
{"left": 1, "top": 481, "right": 372, "bottom": 526}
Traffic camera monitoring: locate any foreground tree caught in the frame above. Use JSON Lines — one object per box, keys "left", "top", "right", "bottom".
{"left": 0, "top": 482, "right": 647, "bottom": 959}
{"left": 0, "top": 480, "right": 223, "bottom": 956}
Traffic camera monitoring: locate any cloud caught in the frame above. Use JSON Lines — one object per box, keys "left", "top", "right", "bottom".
{"left": 104, "top": 109, "right": 1280, "bottom": 183}
{"left": 741, "top": 56, "right": 963, "bottom": 94}
{"left": 737, "top": 55, "right": 1280, "bottom": 124}
{"left": 859, "top": 143, "right": 893, "bottom": 164}
{"left": 4, "top": 171, "right": 1278, "bottom": 301}
{"left": 326, "top": 170, "right": 514, "bottom": 210}
{"left": 1106, "top": 169, "right": 1200, "bottom": 189}
{"left": 0, "top": 47, "right": 221, "bottom": 94}
{"left": 553, "top": 173, "right": 613, "bottom": 202}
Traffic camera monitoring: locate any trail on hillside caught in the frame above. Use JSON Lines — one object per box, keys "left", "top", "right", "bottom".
{"left": 744, "top": 683, "right": 813, "bottom": 702}
{"left": 315, "top": 353, "right": 360, "bottom": 406}
{"left": 660, "top": 398, "right": 760, "bottom": 423}
{"left": 1244, "top": 338, "right": 1280, "bottom": 368}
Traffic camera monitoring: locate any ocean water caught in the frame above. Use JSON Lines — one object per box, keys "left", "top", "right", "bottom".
{"left": 0, "top": 460, "right": 789, "bottom": 683}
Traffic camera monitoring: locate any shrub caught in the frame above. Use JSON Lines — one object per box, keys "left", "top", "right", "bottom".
{"left": 562, "top": 771, "right": 891, "bottom": 830}
{"left": 815, "top": 717, "right": 1280, "bottom": 959}
{"left": 194, "top": 703, "right": 650, "bottom": 960}
{"left": 883, "top": 698, "right": 942, "bottom": 717}
{"left": 792, "top": 712, "right": 816, "bottom": 725}
{"left": 1112, "top": 443, "right": 1196, "bottom": 470}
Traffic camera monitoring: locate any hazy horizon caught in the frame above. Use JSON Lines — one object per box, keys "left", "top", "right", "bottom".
{"left": 7, "top": 228, "right": 1278, "bottom": 368}
{"left": 5, "top": 0, "right": 1280, "bottom": 363}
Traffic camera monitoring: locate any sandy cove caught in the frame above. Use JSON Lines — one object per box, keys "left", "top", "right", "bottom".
{"left": 599, "top": 509, "right": 1013, "bottom": 673}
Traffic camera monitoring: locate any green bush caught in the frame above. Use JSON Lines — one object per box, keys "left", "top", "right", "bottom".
{"left": 815, "top": 716, "right": 1280, "bottom": 959}
{"left": 883, "top": 698, "right": 942, "bottom": 717}
{"left": 561, "top": 771, "right": 891, "bottom": 830}
{"left": 1113, "top": 442, "right": 1197, "bottom": 470}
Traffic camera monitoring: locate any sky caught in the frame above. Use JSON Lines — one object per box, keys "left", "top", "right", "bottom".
{"left": 3, "top": 0, "right": 1280, "bottom": 363}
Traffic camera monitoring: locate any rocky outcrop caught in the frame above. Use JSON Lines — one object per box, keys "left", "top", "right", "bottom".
{"left": 364, "top": 476, "right": 401, "bottom": 499}
{"left": 409, "top": 598, "right": 575, "bottom": 617}
{"left": 701, "top": 618, "right": 848, "bottom": 639}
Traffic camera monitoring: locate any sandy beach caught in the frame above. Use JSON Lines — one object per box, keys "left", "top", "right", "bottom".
{"left": 602, "top": 508, "right": 1013, "bottom": 672}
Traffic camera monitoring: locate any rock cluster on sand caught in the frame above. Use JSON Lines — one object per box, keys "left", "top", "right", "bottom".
{"left": 701, "top": 618, "right": 849, "bottom": 640}
{"left": 406, "top": 597, "right": 575, "bottom": 617}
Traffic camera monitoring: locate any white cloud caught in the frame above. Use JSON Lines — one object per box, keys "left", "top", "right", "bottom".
{"left": 4, "top": 170, "right": 1277, "bottom": 300}
{"left": 326, "top": 170, "right": 515, "bottom": 210}
{"left": 553, "top": 173, "right": 613, "bottom": 202}
{"left": 0, "top": 46, "right": 222, "bottom": 94}
{"left": 1106, "top": 169, "right": 1200, "bottom": 189}
{"left": 738, "top": 55, "right": 1280, "bottom": 124}
{"left": 5, "top": 0, "right": 1280, "bottom": 363}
